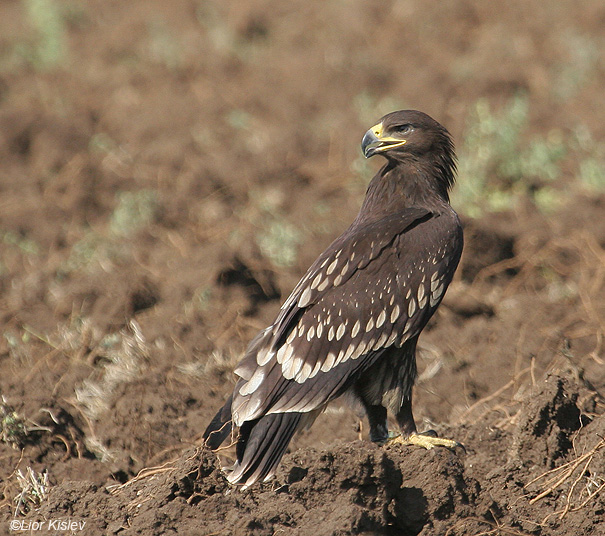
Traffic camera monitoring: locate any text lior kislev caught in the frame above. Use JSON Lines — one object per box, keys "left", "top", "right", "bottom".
{"left": 10, "top": 518, "right": 87, "bottom": 531}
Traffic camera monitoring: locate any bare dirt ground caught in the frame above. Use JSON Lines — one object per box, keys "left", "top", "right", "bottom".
{"left": 1, "top": 1, "right": 605, "bottom": 535}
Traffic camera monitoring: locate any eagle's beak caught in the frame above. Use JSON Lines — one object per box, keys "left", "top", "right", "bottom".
{"left": 362, "top": 125, "right": 381, "bottom": 158}
{"left": 362, "top": 122, "right": 407, "bottom": 158}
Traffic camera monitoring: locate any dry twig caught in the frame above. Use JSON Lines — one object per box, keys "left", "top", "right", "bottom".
{"left": 526, "top": 437, "right": 605, "bottom": 520}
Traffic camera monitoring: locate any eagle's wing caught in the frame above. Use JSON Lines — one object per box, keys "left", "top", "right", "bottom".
{"left": 230, "top": 206, "right": 461, "bottom": 425}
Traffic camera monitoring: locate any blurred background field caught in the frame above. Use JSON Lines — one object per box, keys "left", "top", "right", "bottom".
{"left": 1, "top": 1, "right": 604, "bottom": 533}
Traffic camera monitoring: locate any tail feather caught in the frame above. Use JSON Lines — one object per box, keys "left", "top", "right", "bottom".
{"left": 203, "top": 394, "right": 234, "bottom": 450}
{"left": 227, "top": 412, "right": 302, "bottom": 487}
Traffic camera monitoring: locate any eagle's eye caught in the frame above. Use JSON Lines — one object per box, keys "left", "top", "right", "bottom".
{"left": 393, "top": 124, "right": 413, "bottom": 135}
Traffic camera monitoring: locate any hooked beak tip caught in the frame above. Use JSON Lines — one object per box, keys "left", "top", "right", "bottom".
{"left": 361, "top": 129, "right": 380, "bottom": 158}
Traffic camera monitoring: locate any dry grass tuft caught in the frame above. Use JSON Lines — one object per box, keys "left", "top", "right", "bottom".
{"left": 13, "top": 467, "right": 50, "bottom": 517}
{"left": 177, "top": 349, "right": 240, "bottom": 380}
{"left": 73, "top": 320, "right": 149, "bottom": 421}
{"left": 66, "top": 320, "right": 149, "bottom": 461}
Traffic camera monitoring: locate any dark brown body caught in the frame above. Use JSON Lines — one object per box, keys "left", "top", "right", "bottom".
{"left": 204, "top": 110, "right": 463, "bottom": 487}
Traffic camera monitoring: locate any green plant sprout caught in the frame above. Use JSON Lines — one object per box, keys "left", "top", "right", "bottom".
{"left": 454, "top": 95, "right": 566, "bottom": 217}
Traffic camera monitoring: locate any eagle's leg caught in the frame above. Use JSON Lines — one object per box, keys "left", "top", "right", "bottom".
{"left": 389, "top": 397, "right": 464, "bottom": 451}
{"left": 365, "top": 404, "right": 389, "bottom": 443}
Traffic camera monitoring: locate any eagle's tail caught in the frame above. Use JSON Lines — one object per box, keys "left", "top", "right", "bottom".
{"left": 226, "top": 412, "right": 303, "bottom": 488}
{"left": 203, "top": 394, "right": 234, "bottom": 450}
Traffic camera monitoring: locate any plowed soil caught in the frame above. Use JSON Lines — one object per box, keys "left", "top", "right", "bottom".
{"left": 1, "top": 1, "right": 604, "bottom": 535}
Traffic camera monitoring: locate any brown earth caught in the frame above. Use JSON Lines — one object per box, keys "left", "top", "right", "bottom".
{"left": 1, "top": 1, "right": 605, "bottom": 535}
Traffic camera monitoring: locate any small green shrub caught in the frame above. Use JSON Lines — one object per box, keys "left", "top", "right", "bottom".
{"left": 18, "top": 0, "right": 68, "bottom": 70}
{"left": 110, "top": 190, "right": 159, "bottom": 237}
{"left": 257, "top": 219, "right": 302, "bottom": 268}
{"left": 455, "top": 95, "right": 566, "bottom": 217}
{"left": 0, "top": 397, "right": 29, "bottom": 449}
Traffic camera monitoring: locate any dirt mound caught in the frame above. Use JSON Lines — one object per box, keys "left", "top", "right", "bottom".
{"left": 31, "top": 370, "right": 603, "bottom": 535}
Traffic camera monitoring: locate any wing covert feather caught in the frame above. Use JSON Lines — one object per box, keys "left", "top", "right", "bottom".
{"left": 231, "top": 207, "right": 462, "bottom": 425}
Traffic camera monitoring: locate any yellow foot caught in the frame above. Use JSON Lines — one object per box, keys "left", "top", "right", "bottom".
{"left": 386, "top": 430, "right": 465, "bottom": 452}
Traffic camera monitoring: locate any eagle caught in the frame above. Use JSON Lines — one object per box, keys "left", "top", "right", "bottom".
{"left": 203, "top": 110, "right": 464, "bottom": 488}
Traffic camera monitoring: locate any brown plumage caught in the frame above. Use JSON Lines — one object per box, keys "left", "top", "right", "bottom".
{"left": 204, "top": 110, "right": 464, "bottom": 488}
